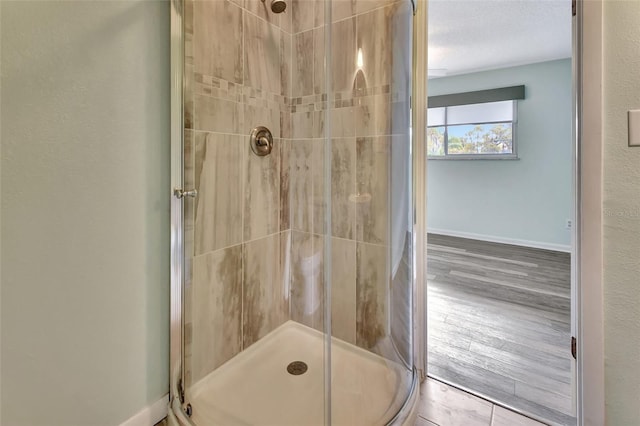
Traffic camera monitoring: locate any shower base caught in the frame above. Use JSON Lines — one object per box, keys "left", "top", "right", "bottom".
{"left": 183, "top": 321, "right": 417, "bottom": 426}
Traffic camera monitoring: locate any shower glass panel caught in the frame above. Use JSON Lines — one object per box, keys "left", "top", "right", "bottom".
{"left": 325, "top": 0, "right": 415, "bottom": 424}
{"left": 171, "top": 0, "right": 416, "bottom": 423}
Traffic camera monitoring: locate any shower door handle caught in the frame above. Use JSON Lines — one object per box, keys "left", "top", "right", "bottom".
{"left": 174, "top": 188, "right": 198, "bottom": 199}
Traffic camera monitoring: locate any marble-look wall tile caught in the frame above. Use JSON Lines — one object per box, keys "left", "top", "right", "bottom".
{"left": 356, "top": 136, "right": 389, "bottom": 245}
{"left": 312, "top": 110, "right": 325, "bottom": 139}
{"left": 356, "top": 5, "right": 393, "bottom": 89}
{"left": 290, "top": 140, "right": 314, "bottom": 232}
{"left": 292, "top": 0, "right": 315, "bottom": 33}
{"left": 355, "top": 0, "right": 390, "bottom": 16}
{"left": 331, "top": 138, "right": 356, "bottom": 239}
{"left": 293, "top": 30, "right": 314, "bottom": 97}
{"left": 390, "top": 231, "right": 412, "bottom": 365}
{"left": 331, "top": 237, "right": 357, "bottom": 343}
{"left": 314, "top": 15, "right": 362, "bottom": 96}
{"left": 311, "top": 139, "right": 326, "bottom": 235}
{"left": 244, "top": 11, "right": 282, "bottom": 95}
{"left": 331, "top": 17, "right": 357, "bottom": 93}
{"left": 185, "top": 65, "right": 194, "bottom": 129}
{"left": 193, "top": 0, "right": 243, "bottom": 84}
{"left": 291, "top": 110, "right": 314, "bottom": 139}
{"left": 281, "top": 110, "right": 292, "bottom": 139}
{"left": 313, "top": 27, "right": 325, "bottom": 95}
{"left": 331, "top": 0, "right": 356, "bottom": 23}
{"left": 185, "top": 0, "right": 194, "bottom": 65}
{"left": 313, "top": 0, "right": 325, "bottom": 28}
{"left": 354, "top": 96, "right": 374, "bottom": 137}
{"left": 280, "top": 230, "right": 292, "bottom": 316}
{"left": 244, "top": 136, "right": 281, "bottom": 241}
{"left": 281, "top": 31, "right": 292, "bottom": 98}
{"left": 194, "top": 132, "right": 244, "bottom": 255}
{"left": 356, "top": 241, "right": 388, "bottom": 352}
{"left": 332, "top": 107, "right": 355, "bottom": 137}
{"left": 244, "top": 103, "right": 281, "bottom": 141}
{"left": 242, "top": 233, "right": 289, "bottom": 348}
{"left": 245, "top": 0, "right": 281, "bottom": 27}
{"left": 193, "top": 94, "right": 243, "bottom": 134}
{"left": 280, "top": 3, "right": 293, "bottom": 34}
{"left": 280, "top": 139, "right": 291, "bottom": 230}
{"left": 191, "top": 245, "right": 243, "bottom": 384}
{"left": 184, "top": 0, "right": 404, "bottom": 376}
{"left": 290, "top": 231, "right": 325, "bottom": 331}
{"left": 355, "top": 94, "right": 391, "bottom": 137}
{"left": 374, "top": 95, "right": 392, "bottom": 136}
{"left": 289, "top": 109, "right": 325, "bottom": 141}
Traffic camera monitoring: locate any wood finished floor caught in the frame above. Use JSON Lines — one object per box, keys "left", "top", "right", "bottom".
{"left": 427, "top": 234, "right": 576, "bottom": 426}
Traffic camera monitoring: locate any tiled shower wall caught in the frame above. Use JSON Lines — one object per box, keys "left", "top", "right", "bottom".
{"left": 287, "top": 0, "right": 412, "bottom": 362}
{"left": 183, "top": 0, "right": 294, "bottom": 386}
{"left": 184, "top": 0, "right": 412, "bottom": 386}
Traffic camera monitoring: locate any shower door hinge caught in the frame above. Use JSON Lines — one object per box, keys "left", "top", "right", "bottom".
{"left": 178, "top": 378, "right": 193, "bottom": 417}
{"left": 571, "top": 336, "right": 577, "bottom": 359}
{"left": 178, "top": 378, "right": 185, "bottom": 403}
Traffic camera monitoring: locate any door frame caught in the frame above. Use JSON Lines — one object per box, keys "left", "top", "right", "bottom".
{"left": 412, "top": 0, "right": 606, "bottom": 424}
{"left": 575, "top": 0, "right": 605, "bottom": 424}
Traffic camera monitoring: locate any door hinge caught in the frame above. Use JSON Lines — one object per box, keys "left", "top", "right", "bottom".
{"left": 571, "top": 336, "right": 577, "bottom": 359}
{"left": 572, "top": 0, "right": 577, "bottom": 17}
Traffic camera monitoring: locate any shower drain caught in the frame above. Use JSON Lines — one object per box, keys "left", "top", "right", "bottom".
{"left": 287, "top": 361, "right": 308, "bottom": 375}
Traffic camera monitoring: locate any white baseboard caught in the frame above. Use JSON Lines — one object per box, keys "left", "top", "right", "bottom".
{"left": 427, "top": 228, "right": 572, "bottom": 253}
{"left": 119, "top": 394, "right": 169, "bottom": 426}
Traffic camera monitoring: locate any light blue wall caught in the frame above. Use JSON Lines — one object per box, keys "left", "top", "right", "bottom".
{"left": 427, "top": 59, "right": 573, "bottom": 248}
{"left": 1, "top": 1, "right": 170, "bottom": 425}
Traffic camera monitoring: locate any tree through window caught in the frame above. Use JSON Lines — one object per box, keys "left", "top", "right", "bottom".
{"left": 427, "top": 100, "right": 517, "bottom": 159}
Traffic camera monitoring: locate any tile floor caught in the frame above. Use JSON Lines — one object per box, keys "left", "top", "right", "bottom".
{"left": 417, "top": 378, "right": 547, "bottom": 426}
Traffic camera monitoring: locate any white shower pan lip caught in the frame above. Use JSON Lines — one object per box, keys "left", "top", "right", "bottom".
{"left": 182, "top": 320, "right": 418, "bottom": 426}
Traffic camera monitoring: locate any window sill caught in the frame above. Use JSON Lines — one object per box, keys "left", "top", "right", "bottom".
{"left": 427, "top": 154, "right": 519, "bottom": 161}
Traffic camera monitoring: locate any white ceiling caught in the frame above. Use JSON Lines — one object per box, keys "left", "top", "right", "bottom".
{"left": 428, "top": 0, "right": 572, "bottom": 78}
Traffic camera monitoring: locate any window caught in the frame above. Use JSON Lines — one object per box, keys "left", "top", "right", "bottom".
{"left": 426, "top": 85, "right": 525, "bottom": 159}
{"left": 428, "top": 100, "right": 517, "bottom": 159}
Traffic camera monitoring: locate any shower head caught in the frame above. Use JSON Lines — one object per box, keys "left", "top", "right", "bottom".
{"left": 262, "top": 0, "right": 286, "bottom": 13}
{"left": 270, "top": 0, "right": 286, "bottom": 13}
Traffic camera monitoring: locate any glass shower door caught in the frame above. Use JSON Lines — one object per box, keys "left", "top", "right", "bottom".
{"left": 178, "top": 0, "right": 331, "bottom": 424}
{"left": 170, "top": 0, "right": 418, "bottom": 423}
{"left": 324, "top": 0, "right": 415, "bottom": 424}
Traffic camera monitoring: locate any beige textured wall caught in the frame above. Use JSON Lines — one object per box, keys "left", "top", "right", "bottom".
{"left": 602, "top": 1, "right": 640, "bottom": 424}
{"left": 0, "top": 1, "right": 170, "bottom": 425}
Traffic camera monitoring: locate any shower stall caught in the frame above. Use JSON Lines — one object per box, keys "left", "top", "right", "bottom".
{"left": 169, "top": 0, "right": 424, "bottom": 423}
